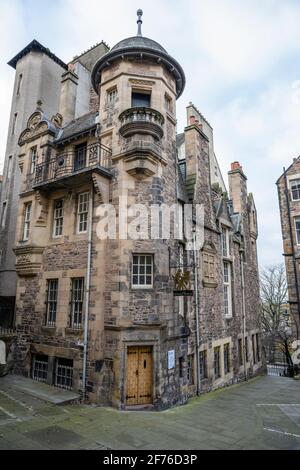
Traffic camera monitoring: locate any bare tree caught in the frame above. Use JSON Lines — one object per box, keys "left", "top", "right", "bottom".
{"left": 260, "top": 264, "right": 295, "bottom": 373}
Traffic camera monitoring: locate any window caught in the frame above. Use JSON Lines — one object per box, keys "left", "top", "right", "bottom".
{"left": 55, "top": 358, "right": 73, "bottom": 390}
{"left": 165, "top": 94, "right": 173, "bottom": 113}
{"left": 245, "top": 337, "right": 249, "bottom": 362}
{"left": 30, "top": 147, "right": 37, "bottom": 174}
{"left": 214, "top": 347, "right": 221, "bottom": 379}
{"left": 32, "top": 354, "right": 48, "bottom": 383}
{"left": 22, "top": 202, "right": 32, "bottom": 241}
{"left": 256, "top": 334, "right": 260, "bottom": 362}
{"left": 238, "top": 338, "right": 243, "bottom": 366}
{"left": 107, "top": 88, "right": 117, "bottom": 106}
{"left": 17, "top": 74, "right": 23, "bottom": 95}
{"left": 187, "top": 355, "right": 194, "bottom": 385}
{"left": 74, "top": 143, "right": 87, "bottom": 171}
{"left": 45, "top": 279, "right": 58, "bottom": 327}
{"left": 223, "top": 261, "right": 232, "bottom": 318}
{"left": 132, "top": 254, "right": 153, "bottom": 288}
{"left": 132, "top": 91, "right": 151, "bottom": 107}
{"left": 295, "top": 217, "right": 300, "bottom": 244}
{"left": 291, "top": 179, "right": 300, "bottom": 200}
{"left": 70, "top": 278, "right": 84, "bottom": 329}
{"left": 77, "top": 192, "right": 89, "bottom": 233}
{"left": 53, "top": 199, "right": 64, "bottom": 237}
{"left": 199, "top": 350, "right": 208, "bottom": 379}
{"left": 178, "top": 245, "right": 184, "bottom": 316}
{"left": 1, "top": 202, "right": 7, "bottom": 229}
{"left": 12, "top": 113, "right": 17, "bottom": 135}
{"left": 221, "top": 227, "right": 230, "bottom": 257}
{"left": 252, "top": 334, "right": 256, "bottom": 364}
{"left": 224, "top": 343, "right": 231, "bottom": 374}
{"left": 7, "top": 156, "right": 12, "bottom": 179}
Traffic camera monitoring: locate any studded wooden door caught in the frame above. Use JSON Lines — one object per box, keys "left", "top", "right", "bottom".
{"left": 126, "top": 346, "right": 153, "bottom": 406}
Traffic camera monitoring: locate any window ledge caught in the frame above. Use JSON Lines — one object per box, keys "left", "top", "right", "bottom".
{"left": 65, "top": 327, "right": 83, "bottom": 336}
{"left": 203, "top": 280, "right": 218, "bottom": 288}
{"left": 41, "top": 325, "right": 57, "bottom": 335}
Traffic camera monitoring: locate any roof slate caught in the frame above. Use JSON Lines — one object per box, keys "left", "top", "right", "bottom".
{"left": 55, "top": 112, "right": 98, "bottom": 144}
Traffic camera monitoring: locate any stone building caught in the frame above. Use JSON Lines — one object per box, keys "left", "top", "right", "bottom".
{"left": 5, "top": 11, "right": 262, "bottom": 409}
{"left": 277, "top": 162, "right": 300, "bottom": 340}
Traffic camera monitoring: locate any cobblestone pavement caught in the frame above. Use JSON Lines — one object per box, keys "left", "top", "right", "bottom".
{"left": 0, "top": 375, "right": 299, "bottom": 450}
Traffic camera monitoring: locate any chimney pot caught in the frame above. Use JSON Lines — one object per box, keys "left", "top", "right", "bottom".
{"left": 231, "top": 161, "right": 242, "bottom": 171}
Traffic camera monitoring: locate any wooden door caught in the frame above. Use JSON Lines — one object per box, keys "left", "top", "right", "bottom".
{"left": 126, "top": 346, "right": 153, "bottom": 406}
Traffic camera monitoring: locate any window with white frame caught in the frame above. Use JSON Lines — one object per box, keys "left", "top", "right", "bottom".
{"left": 223, "top": 261, "right": 232, "bottom": 317}
{"left": 30, "top": 147, "right": 37, "bottom": 174}
{"left": 107, "top": 88, "right": 118, "bottom": 106}
{"left": 70, "top": 278, "right": 84, "bottom": 329}
{"left": 23, "top": 202, "right": 32, "bottom": 241}
{"left": 295, "top": 217, "right": 300, "bottom": 244}
{"left": 77, "top": 192, "right": 89, "bottom": 233}
{"left": 1, "top": 202, "right": 7, "bottom": 229}
{"left": 291, "top": 178, "right": 300, "bottom": 201}
{"left": 45, "top": 279, "right": 58, "bottom": 326}
{"left": 132, "top": 254, "right": 153, "bottom": 287}
{"left": 53, "top": 199, "right": 64, "bottom": 237}
{"left": 221, "top": 226, "right": 230, "bottom": 257}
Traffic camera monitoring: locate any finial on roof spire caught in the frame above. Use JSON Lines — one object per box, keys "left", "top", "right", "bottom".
{"left": 137, "top": 9, "right": 143, "bottom": 36}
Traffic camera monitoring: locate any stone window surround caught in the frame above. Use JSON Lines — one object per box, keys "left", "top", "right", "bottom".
{"left": 294, "top": 216, "right": 300, "bottom": 245}
{"left": 52, "top": 198, "right": 64, "bottom": 238}
{"left": 22, "top": 200, "right": 32, "bottom": 241}
{"left": 200, "top": 338, "right": 233, "bottom": 385}
{"left": 237, "top": 334, "right": 250, "bottom": 370}
{"left": 131, "top": 253, "right": 154, "bottom": 289}
{"left": 288, "top": 172, "right": 300, "bottom": 196}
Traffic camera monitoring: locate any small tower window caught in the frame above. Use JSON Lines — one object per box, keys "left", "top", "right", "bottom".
{"left": 12, "top": 113, "right": 17, "bottom": 135}
{"left": 107, "top": 88, "right": 118, "bottom": 106}
{"left": 132, "top": 91, "right": 151, "bottom": 108}
{"left": 17, "top": 74, "right": 23, "bottom": 96}
{"left": 165, "top": 94, "right": 173, "bottom": 113}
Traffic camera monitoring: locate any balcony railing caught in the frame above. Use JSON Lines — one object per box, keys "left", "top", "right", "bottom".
{"left": 119, "top": 107, "right": 164, "bottom": 140}
{"left": 34, "top": 142, "right": 112, "bottom": 187}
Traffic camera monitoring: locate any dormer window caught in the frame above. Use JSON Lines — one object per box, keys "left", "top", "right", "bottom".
{"left": 132, "top": 90, "right": 151, "bottom": 108}
{"left": 291, "top": 179, "right": 300, "bottom": 201}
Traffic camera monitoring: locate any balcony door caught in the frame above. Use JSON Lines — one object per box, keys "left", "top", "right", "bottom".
{"left": 74, "top": 143, "right": 87, "bottom": 171}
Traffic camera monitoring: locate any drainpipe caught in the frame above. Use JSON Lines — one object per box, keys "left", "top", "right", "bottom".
{"left": 193, "top": 229, "right": 201, "bottom": 395}
{"left": 283, "top": 167, "right": 300, "bottom": 338}
{"left": 240, "top": 250, "right": 247, "bottom": 381}
{"left": 82, "top": 188, "right": 94, "bottom": 401}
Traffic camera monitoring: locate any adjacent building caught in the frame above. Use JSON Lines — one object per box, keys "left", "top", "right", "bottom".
{"left": 277, "top": 162, "right": 300, "bottom": 341}
{"left": 2, "top": 11, "right": 262, "bottom": 409}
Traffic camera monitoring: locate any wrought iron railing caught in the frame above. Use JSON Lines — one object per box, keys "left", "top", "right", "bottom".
{"left": 34, "top": 142, "right": 112, "bottom": 186}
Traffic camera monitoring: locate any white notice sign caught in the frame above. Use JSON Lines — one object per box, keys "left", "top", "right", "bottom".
{"left": 168, "top": 350, "right": 175, "bottom": 370}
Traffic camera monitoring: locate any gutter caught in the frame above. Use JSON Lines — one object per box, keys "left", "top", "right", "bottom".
{"left": 82, "top": 188, "right": 94, "bottom": 400}
{"left": 193, "top": 230, "right": 201, "bottom": 395}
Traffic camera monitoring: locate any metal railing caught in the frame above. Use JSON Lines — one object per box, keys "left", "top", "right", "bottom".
{"left": 267, "top": 362, "right": 298, "bottom": 377}
{"left": 34, "top": 142, "right": 112, "bottom": 186}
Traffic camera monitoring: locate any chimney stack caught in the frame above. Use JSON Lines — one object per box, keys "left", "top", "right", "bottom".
{"left": 59, "top": 69, "right": 79, "bottom": 124}
{"left": 228, "top": 161, "right": 248, "bottom": 214}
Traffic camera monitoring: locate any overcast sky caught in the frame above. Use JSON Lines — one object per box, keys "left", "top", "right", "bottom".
{"left": 1, "top": 0, "right": 300, "bottom": 268}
